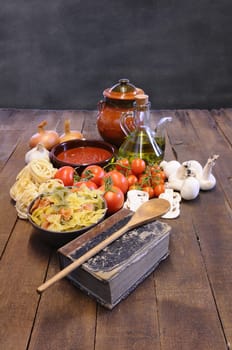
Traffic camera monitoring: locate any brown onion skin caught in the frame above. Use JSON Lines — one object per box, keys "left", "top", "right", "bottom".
{"left": 59, "top": 119, "right": 83, "bottom": 143}
{"left": 29, "top": 120, "right": 60, "bottom": 150}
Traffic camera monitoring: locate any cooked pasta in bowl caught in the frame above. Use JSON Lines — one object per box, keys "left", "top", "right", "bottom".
{"left": 28, "top": 186, "right": 107, "bottom": 247}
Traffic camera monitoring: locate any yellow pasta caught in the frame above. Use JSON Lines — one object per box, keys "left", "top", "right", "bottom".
{"left": 28, "top": 186, "right": 106, "bottom": 232}
{"left": 10, "top": 159, "right": 63, "bottom": 219}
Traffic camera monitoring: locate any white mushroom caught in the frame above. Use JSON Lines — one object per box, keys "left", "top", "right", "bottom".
{"left": 180, "top": 177, "right": 200, "bottom": 200}
{"left": 160, "top": 160, "right": 181, "bottom": 178}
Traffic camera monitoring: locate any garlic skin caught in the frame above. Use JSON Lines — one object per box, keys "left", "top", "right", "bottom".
{"left": 25, "top": 143, "right": 50, "bottom": 164}
{"left": 180, "top": 177, "right": 200, "bottom": 200}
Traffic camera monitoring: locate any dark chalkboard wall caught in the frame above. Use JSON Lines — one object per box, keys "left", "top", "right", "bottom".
{"left": 1, "top": 1, "right": 232, "bottom": 109}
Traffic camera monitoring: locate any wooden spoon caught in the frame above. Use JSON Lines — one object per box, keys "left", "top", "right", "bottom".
{"left": 37, "top": 198, "right": 170, "bottom": 294}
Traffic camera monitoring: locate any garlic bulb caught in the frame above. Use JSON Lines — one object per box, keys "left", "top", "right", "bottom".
{"left": 25, "top": 143, "right": 50, "bottom": 164}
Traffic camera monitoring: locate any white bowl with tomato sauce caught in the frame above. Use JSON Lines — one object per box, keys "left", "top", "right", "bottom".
{"left": 50, "top": 139, "right": 116, "bottom": 173}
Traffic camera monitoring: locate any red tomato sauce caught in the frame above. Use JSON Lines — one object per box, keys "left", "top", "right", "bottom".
{"left": 57, "top": 147, "right": 112, "bottom": 164}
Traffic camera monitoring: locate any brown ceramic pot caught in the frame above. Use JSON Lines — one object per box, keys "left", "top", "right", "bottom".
{"left": 97, "top": 78, "right": 144, "bottom": 147}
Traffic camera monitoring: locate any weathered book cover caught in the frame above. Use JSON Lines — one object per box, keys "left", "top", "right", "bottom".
{"left": 58, "top": 209, "right": 171, "bottom": 309}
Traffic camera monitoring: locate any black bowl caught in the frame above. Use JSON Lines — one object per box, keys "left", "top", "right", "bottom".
{"left": 50, "top": 139, "right": 116, "bottom": 173}
{"left": 27, "top": 187, "right": 107, "bottom": 248}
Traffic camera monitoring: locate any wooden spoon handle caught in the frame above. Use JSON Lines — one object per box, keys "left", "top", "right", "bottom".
{"left": 37, "top": 224, "right": 129, "bottom": 294}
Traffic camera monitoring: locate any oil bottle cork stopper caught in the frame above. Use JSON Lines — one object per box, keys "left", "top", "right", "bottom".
{"left": 135, "top": 94, "right": 149, "bottom": 105}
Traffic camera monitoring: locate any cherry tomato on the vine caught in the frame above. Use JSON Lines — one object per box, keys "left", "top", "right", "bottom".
{"left": 81, "top": 165, "right": 105, "bottom": 186}
{"left": 74, "top": 180, "right": 98, "bottom": 190}
{"left": 101, "top": 170, "right": 129, "bottom": 194}
{"left": 54, "top": 166, "right": 75, "bottom": 186}
{"left": 149, "top": 164, "right": 161, "bottom": 172}
{"left": 151, "top": 172, "right": 165, "bottom": 186}
{"left": 142, "top": 186, "right": 155, "bottom": 199}
{"left": 98, "top": 185, "right": 124, "bottom": 214}
{"left": 129, "top": 184, "right": 141, "bottom": 191}
{"left": 138, "top": 173, "right": 152, "bottom": 187}
{"left": 131, "top": 158, "right": 146, "bottom": 175}
{"left": 153, "top": 183, "right": 165, "bottom": 197}
{"left": 115, "top": 158, "right": 130, "bottom": 174}
{"left": 126, "top": 174, "right": 138, "bottom": 188}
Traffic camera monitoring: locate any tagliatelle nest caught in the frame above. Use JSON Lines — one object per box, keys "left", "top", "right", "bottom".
{"left": 10, "top": 159, "right": 63, "bottom": 219}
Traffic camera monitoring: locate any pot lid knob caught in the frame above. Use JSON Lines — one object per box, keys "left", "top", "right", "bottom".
{"left": 110, "top": 79, "right": 136, "bottom": 93}
{"left": 103, "top": 78, "right": 144, "bottom": 100}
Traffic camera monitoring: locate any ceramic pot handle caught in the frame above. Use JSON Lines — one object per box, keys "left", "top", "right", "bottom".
{"left": 120, "top": 112, "right": 135, "bottom": 136}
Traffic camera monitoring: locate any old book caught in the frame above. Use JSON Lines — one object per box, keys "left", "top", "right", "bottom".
{"left": 58, "top": 208, "right": 171, "bottom": 309}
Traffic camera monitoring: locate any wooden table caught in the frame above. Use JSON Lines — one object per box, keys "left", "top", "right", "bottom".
{"left": 0, "top": 108, "right": 231, "bottom": 350}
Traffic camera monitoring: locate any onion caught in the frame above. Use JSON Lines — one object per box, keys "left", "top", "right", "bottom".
{"left": 29, "top": 120, "right": 60, "bottom": 150}
{"left": 59, "top": 119, "right": 83, "bottom": 143}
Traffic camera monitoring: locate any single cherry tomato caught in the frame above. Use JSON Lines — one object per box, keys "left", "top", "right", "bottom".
{"left": 142, "top": 186, "right": 155, "bottom": 199}
{"left": 74, "top": 180, "right": 98, "bottom": 190}
{"left": 153, "top": 184, "right": 165, "bottom": 197}
{"left": 159, "top": 170, "right": 166, "bottom": 182}
{"left": 131, "top": 158, "right": 146, "bottom": 175}
{"left": 126, "top": 174, "right": 138, "bottom": 187}
{"left": 81, "top": 165, "right": 105, "bottom": 186}
{"left": 54, "top": 166, "right": 75, "bottom": 186}
{"left": 102, "top": 170, "right": 129, "bottom": 194}
{"left": 98, "top": 185, "right": 124, "bottom": 214}
{"left": 115, "top": 158, "right": 130, "bottom": 173}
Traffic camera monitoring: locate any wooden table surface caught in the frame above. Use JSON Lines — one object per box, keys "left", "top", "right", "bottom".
{"left": 0, "top": 108, "right": 232, "bottom": 350}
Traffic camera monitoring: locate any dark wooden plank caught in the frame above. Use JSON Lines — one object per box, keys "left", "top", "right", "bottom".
{"left": 185, "top": 185, "right": 232, "bottom": 347}
{"left": 1, "top": 109, "right": 231, "bottom": 350}
{"left": 82, "top": 110, "right": 105, "bottom": 140}
{"left": 155, "top": 204, "right": 228, "bottom": 349}
{"left": 212, "top": 108, "right": 232, "bottom": 147}
{"left": 28, "top": 252, "right": 97, "bottom": 350}
{"left": 190, "top": 189, "right": 232, "bottom": 347}
{"left": 0, "top": 130, "right": 22, "bottom": 170}
{"left": 0, "top": 108, "right": 12, "bottom": 120}
{"left": 95, "top": 275, "right": 160, "bottom": 350}
{"left": 187, "top": 109, "right": 232, "bottom": 206}
{"left": 158, "top": 110, "right": 231, "bottom": 348}
{"left": 0, "top": 220, "right": 51, "bottom": 350}
{"left": 56, "top": 109, "right": 86, "bottom": 135}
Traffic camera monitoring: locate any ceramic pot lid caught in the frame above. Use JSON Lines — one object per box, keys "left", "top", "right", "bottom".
{"left": 103, "top": 79, "right": 144, "bottom": 100}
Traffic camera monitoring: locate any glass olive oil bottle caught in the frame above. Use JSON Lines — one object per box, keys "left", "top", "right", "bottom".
{"left": 118, "top": 94, "right": 163, "bottom": 164}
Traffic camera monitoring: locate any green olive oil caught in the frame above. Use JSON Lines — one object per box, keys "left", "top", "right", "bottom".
{"left": 119, "top": 95, "right": 164, "bottom": 164}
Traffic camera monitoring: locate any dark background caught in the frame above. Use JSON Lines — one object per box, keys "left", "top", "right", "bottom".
{"left": 1, "top": 0, "right": 232, "bottom": 110}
